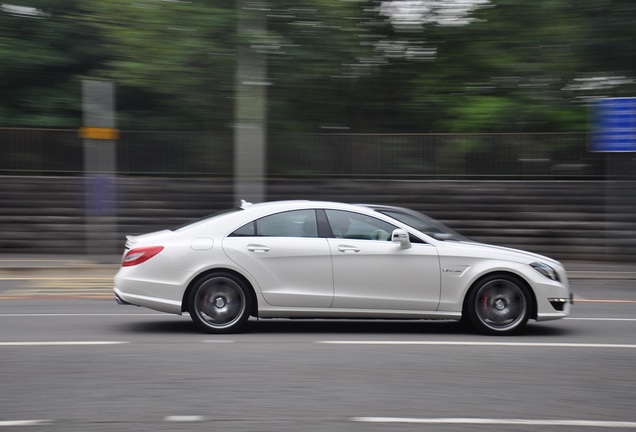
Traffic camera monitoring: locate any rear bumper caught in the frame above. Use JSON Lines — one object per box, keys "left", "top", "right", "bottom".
{"left": 113, "top": 286, "right": 183, "bottom": 315}
{"left": 114, "top": 291, "right": 135, "bottom": 306}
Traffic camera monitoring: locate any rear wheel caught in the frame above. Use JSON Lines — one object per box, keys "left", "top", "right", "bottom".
{"left": 465, "top": 274, "right": 531, "bottom": 335}
{"left": 188, "top": 273, "right": 251, "bottom": 334}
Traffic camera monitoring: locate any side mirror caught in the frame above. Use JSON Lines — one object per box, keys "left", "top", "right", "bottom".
{"left": 391, "top": 229, "right": 411, "bottom": 248}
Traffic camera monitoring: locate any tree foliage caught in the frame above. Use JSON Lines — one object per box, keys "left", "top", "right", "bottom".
{"left": 0, "top": 0, "right": 635, "bottom": 131}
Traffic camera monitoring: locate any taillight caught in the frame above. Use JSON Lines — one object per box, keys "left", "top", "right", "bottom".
{"left": 122, "top": 246, "right": 164, "bottom": 267}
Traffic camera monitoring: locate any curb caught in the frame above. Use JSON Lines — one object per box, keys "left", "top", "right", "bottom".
{"left": 567, "top": 271, "right": 636, "bottom": 280}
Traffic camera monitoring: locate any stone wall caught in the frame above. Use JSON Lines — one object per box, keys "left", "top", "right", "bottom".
{"left": 1, "top": 176, "right": 634, "bottom": 262}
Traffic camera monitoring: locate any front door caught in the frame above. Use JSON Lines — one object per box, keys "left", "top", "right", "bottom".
{"left": 325, "top": 210, "right": 441, "bottom": 311}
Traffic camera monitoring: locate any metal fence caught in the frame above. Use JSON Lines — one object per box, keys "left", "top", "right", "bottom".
{"left": 0, "top": 128, "right": 610, "bottom": 178}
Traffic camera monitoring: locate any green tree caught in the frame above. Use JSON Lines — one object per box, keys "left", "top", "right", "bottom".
{"left": 81, "top": 0, "right": 236, "bottom": 130}
{"left": 0, "top": 1, "right": 102, "bottom": 126}
{"left": 1, "top": 0, "right": 635, "bottom": 133}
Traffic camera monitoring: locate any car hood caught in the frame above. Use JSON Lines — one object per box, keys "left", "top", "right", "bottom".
{"left": 440, "top": 240, "right": 561, "bottom": 266}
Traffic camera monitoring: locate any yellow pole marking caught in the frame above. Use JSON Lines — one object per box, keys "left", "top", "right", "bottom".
{"left": 79, "top": 127, "right": 119, "bottom": 140}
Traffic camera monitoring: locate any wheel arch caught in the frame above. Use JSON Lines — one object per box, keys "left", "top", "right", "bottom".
{"left": 461, "top": 271, "right": 537, "bottom": 321}
{"left": 181, "top": 268, "right": 258, "bottom": 317}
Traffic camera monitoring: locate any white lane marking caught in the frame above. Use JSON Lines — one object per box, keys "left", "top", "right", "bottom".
{"left": 319, "top": 341, "right": 636, "bottom": 348}
{"left": 202, "top": 340, "right": 235, "bottom": 343}
{"left": 352, "top": 417, "right": 636, "bottom": 428}
{"left": 0, "top": 341, "right": 128, "bottom": 346}
{"left": 566, "top": 317, "right": 636, "bottom": 321}
{"left": 164, "top": 416, "right": 205, "bottom": 422}
{"left": 0, "top": 313, "right": 165, "bottom": 317}
{"left": 0, "top": 314, "right": 634, "bottom": 320}
{"left": 0, "top": 420, "right": 52, "bottom": 426}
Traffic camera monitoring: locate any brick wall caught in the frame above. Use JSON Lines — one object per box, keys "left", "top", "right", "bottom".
{"left": 1, "top": 176, "right": 634, "bottom": 262}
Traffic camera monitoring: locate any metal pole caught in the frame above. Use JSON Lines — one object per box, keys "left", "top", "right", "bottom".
{"left": 234, "top": 0, "right": 267, "bottom": 205}
{"left": 81, "top": 79, "right": 118, "bottom": 255}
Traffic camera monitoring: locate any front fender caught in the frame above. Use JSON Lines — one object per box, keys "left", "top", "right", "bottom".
{"left": 436, "top": 259, "right": 531, "bottom": 312}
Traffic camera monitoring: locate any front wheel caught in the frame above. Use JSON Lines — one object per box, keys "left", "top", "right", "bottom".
{"left": 188, "top": 273, "right": 252, "bottom": 334}
{"left": 465, "top": 274, "right": 531, "bottom": 335}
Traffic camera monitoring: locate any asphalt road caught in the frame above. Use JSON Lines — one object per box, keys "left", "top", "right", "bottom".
{"left": 0, "top": 277, "right": 635, "bottom": 432}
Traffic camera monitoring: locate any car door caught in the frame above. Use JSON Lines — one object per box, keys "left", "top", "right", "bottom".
{"left": 222, "top": 209, "right": 334, "bottom": 308}
{"left": 325, "top": 210, "right": 441, "bottom": 311}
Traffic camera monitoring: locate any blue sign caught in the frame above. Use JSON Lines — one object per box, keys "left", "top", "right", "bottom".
{"left": 591, "top": 97, "right": 636, "bottom": 152}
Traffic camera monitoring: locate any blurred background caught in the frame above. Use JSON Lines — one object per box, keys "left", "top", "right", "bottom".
{"left": 0, "top": 0, "right": 635, "bottom": 261}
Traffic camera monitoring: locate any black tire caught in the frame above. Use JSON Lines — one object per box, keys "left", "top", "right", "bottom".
{"left": 465, "top": 274, "right": 531, "bottom": 335}
{"left": 188, "top": 272, "right": 252, "bottom": 334}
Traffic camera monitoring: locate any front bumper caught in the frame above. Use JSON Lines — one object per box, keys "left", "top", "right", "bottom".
{"left": 548, "top": 292, "right": 575, "bottom": 311}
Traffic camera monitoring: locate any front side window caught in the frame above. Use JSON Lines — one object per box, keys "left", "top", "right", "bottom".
{"left": 325, "top": 210, "right": 397, "bottom": 241}
{"left": 377, "top": 209, "right": 467, "bottom": 241}
{"left": 230, "top": 210, "right": 318, "bottom": 238}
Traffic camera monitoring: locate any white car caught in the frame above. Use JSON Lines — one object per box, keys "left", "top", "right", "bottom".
{"left": 114, "top": 200, "right": 572, "bottom": 335}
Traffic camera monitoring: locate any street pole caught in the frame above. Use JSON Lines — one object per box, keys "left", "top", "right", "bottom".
{"left": 81, "top": 79, "right": 118, "bottom": 255}
{"left": 234, "top": 0, "right": 267, "bottom": 205}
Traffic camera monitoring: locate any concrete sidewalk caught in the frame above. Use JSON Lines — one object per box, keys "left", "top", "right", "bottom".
{"left": 0, "top": 255, "right": 634, "bottom": 279}
{"left": 0, "top": 255, "right": 120, "bottom": 279}
{"left": 0, "top": 255, "right": 120, "bottom": 268}
{"left": 562, "top": 262, "right": 636, "bottom": 280}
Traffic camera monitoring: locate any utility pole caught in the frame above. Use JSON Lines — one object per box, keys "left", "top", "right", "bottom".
{"left": 234, "top": 0, "right": 268, "bottom": 205}
{"left": 81, "top": 79, "right": 118, "bottom": 254}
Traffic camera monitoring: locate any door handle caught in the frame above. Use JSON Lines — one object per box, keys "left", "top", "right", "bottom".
{"left": 338, "top": 246, "right": 360, "bottom": 253}
{"left": 247, "top": 244, "right": 270, "bottom": 253}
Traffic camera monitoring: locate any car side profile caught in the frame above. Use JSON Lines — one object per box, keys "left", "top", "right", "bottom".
{"left": 114, "top": 200, "right": 572, "bottom": 335}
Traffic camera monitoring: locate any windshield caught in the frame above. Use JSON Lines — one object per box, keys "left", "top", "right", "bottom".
{"left": 375, "top": 209, "right": 468, "bottom": 241}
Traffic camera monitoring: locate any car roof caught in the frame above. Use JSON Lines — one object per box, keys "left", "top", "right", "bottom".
{"left": 240, "top": 200, "right": 374, "bottom": 213}
{"left": 182, "top": 200, "right": 404, "bottom": 234}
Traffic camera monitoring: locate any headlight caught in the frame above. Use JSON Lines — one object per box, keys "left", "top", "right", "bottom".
{"left": 530, "top": 262, "right": 560, "bottom": 282}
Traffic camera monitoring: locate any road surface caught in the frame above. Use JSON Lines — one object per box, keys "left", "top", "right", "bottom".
{"left": 0, "top": 271, "right": 635, "bottom": 431}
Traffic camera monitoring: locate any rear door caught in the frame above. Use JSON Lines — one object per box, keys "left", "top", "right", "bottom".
{"left": 222, "top": 209, "right": 333, "bottom": 308}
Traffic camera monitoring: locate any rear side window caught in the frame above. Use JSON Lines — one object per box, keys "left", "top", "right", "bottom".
{"left": 231, "top": 221, "right": 255, "bottom": 236}
{"left": 229, "top": 210, "right": 318, "bottom": 238}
